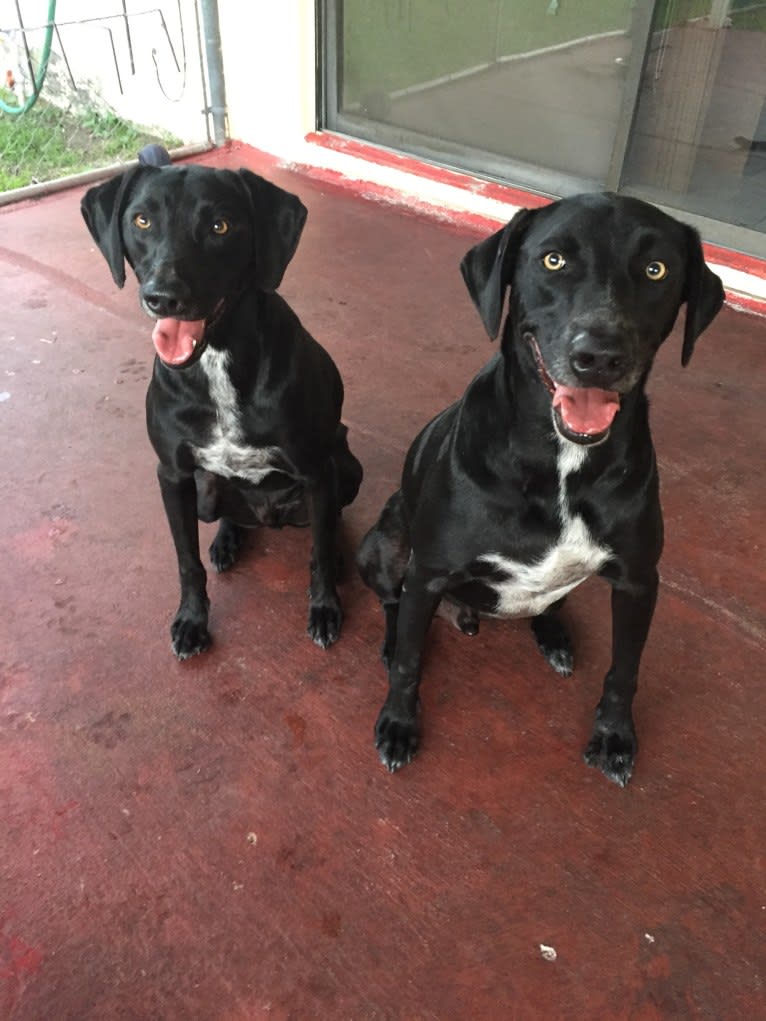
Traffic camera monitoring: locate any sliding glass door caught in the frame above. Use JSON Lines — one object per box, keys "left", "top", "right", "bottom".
{"left": 322, "top": 1, "right": 766, "bottom": 255}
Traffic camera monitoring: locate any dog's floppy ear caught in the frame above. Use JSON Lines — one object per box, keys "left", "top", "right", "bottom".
{"left": 460, "top": 207, "right": 537, "bottom": 340}
{"left": 681, "top": 225, "right": 725, "bottom": 367}
{"left": 81, "top": 166, "right": 148, "bottom": 288}
{"left": 237, "top": 169, "right": 308, "bottom": 292}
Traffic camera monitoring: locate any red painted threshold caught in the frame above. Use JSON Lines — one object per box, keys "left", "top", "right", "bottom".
{"left": 298, "top": 132, "right": 766, "bottom": 314}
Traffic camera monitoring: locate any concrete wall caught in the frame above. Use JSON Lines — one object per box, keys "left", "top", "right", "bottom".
{"left": 4, "top": 1, "right": 317, "bottom": 151}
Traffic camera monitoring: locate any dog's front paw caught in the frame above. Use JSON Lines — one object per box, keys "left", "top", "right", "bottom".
{"left": 307, "top": 599, "right": 343, "bottom": 648}
{"left": 375, "top": 703, "right": 419, "bottom": 772}
{"left": 171, "top": 610, "right": 211, "bottom": 660}
{"left": 584, "top": 719, "right": 637, "bottom": 787}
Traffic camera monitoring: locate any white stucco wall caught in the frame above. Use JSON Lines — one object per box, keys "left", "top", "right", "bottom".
{"left": 216, "top": 0, "right": 317, "bottom": 159}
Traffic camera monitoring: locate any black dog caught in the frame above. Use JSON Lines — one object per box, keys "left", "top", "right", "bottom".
{"left": 358, "top": 193, "right": 724, "bottom": 786}
{"left": 82, "top": 150, "right": 362, "bottom": 658}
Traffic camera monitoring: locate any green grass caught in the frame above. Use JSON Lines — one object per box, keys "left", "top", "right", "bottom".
{"left": 0, "top": 93, "right": 180, "bottom": 192}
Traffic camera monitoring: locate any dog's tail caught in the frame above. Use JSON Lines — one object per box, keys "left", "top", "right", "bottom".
{"left": 137, "top": 144, "right": 172, "bottom": 167}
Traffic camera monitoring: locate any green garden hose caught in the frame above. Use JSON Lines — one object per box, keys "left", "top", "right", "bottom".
{"left": 1, "top": 0, "right": 57, "bottom": 115}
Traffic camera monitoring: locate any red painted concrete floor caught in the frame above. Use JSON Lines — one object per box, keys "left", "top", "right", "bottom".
{"left": 1, "top": 145, "right": 764, "bottom": 1021}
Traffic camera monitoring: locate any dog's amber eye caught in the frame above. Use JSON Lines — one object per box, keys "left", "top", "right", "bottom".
{"left": 133, "top": 213, "right": 151, "bottom": 230}
{"left": 212, "top": 219, "right": 230, "bottom": 235}
{"left": 542, "top": 252, "right": 566, "bottom": 272}
{"left": 646, "top": 260, "right": 668, "bottom": 281}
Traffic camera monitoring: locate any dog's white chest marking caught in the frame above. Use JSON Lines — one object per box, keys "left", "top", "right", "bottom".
{"left": 479, "top": 441, "right": 610, "bottom": 617}
{"left": 192, "top": 348, "right": 285, "bottom": 483}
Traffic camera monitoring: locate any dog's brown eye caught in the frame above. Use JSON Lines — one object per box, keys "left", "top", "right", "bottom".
{"left": 133, "top": 213, "right": 151, "bottom": 230}
{"left": 212, "top": 219, "right": 230, "bottom": 236}
{"left": 646, "top": 260, "right": 668, "bottom": 281}
{"left": 542, "top": 252, "right": 566, "bottom": 272}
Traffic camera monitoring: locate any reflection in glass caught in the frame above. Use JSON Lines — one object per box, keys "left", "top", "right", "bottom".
{"left": 340, "top": 0, "right": 636, "bottom": 183}
{"left": 623, "top": 0, "right": 766, "bottom": 233}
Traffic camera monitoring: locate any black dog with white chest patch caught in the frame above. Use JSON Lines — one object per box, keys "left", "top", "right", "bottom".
{"left": 82, "top": 150, "right": 362, "bottom": 658}
{"left": 358, "top": 193, "right": 723, "bottom": 786}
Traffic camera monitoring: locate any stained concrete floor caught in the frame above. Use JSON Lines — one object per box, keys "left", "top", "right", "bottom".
{"left": 1, "top": 144, "right": 764, "bottom": 1020}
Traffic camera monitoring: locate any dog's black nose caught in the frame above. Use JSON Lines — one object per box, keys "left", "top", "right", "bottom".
{"left": 569, "top": 331, "right": 626, "bottom": 386}
{"left": 143, "top": 289, "right": 188, "bottom": 318}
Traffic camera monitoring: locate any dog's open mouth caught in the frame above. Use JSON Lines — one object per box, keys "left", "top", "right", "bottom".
{"left": 528, "top": 336, "right": 621, "bottom": 445}
{"left": 151, "top": 317, "right": 206, "bottom": 366}
{"left": 150, "top": 301, "right": 224, "bottom": 367}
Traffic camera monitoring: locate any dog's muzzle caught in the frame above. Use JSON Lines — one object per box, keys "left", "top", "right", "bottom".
{"left": 527, "top": 334, "right": 621, "bottom": 445}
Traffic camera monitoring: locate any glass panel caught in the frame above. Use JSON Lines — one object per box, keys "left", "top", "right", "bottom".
{"left": 337, "top": 0, "right": 639, "bottom": 184}
{"left": 622, "top": 0, "right": 766, "bottom": 233}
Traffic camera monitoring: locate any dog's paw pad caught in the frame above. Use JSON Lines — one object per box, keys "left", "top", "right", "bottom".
{"left": 543, "top": 646, "right": 574, "bottom": 676}
{"left": 307, "top": 602, "right": 343, "bottom": 648}
{"left": 375, "top": 713, "right": 418, "bottom": 772}
{"left": 531, "top": 616, "right": 574, "bottom": 676}
{"left": 584, "top": 730, "right": 636, "bottom": 787}
{"left": 209, "top": 526, "right": 243, "bottom": 573}
{"left": 171, "top": 617, "right": 211, "bottom": 660}
{"left": 209, "top": 544, "right": 238, "bottom": 573}
{"left": 457, "top": 609, "right": 480, "bottom": 636}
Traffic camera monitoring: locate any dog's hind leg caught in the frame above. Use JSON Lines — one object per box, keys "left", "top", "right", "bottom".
{"left": 332, "top": 423, "right": 363, "bottom": 511}
{"left": 436, "top": 598, "right": 480, "bottom": 636}
{"left": 326, "top": 424, "right": 363, "bottom": 584}
{"left": 357, "top": 489, "right": 410, "bottom": 667}
{"left": 531, "top": 598, "right": 573, "bottom": 676}
{"left": 196, "top": 470, "right": 246, "bottom": 573}
{"left": 209, "top": 518, "right": 245, "bottom": 573}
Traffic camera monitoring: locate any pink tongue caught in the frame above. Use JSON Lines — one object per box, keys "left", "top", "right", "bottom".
{"left": 151, "top": 318, "right": 205, "bottom": 365}
{"left": 552, "top": 384, "right": 620, "bottom": 436}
